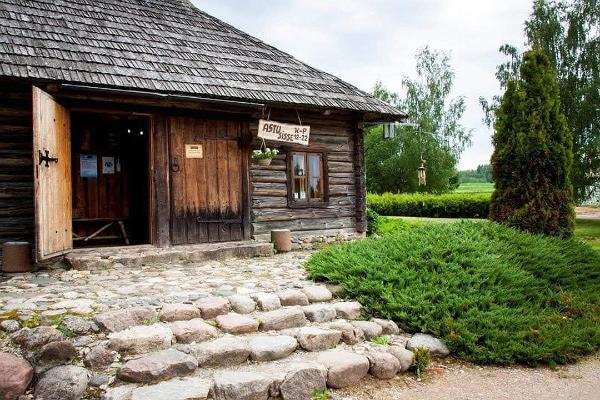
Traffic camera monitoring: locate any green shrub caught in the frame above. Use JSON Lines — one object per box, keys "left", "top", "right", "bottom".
{"left": 413, "top": 347, "right": 432, "bottom": 377}
{"left": 377, "top": 217, "right": 418, "bottom": 236}
{"left": 306, "top": 221, "right": 600, "bottom": 366}
{"left": 368, "top": 192, "right": 490, "bottom": 218}
{"left": 366, "top": 208, "right": 380, "bottom": 236}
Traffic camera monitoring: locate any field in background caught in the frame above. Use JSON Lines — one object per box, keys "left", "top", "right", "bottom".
{"left": 455, "top": 182, "right": 494, "bottom": 193}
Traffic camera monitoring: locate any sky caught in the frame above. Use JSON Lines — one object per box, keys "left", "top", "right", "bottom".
{"left": 193, "top": 0, "right": 533, "bottom": 170}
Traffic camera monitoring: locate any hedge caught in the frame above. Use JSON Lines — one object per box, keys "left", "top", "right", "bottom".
{"left": 367, "top": 192, "right": 491, "bottom": 218}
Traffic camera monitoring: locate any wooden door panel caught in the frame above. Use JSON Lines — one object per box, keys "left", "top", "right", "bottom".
{"left": 169, "top": 117, "right": 244, "bottom": 245}
{"left": 32, "top": 86, "right": 72, "bottom": 260}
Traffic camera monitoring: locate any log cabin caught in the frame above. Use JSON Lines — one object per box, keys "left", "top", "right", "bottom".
{"left": 0, "top": 0, "right": 405, "bottom": 263}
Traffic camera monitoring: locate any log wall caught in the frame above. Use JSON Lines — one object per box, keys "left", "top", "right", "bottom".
{"left": 0, "top": 82, "right": 34, "bottom": 259}
{"left": 249, "top": 109, "right": 363, "bottom": 244}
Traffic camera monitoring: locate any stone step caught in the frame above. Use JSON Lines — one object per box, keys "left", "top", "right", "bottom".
{"left": 107, "top": 342, "right": 418, "bottom": 400}
{"left": 66, "top": 241, "right": 273, "bottom": 270}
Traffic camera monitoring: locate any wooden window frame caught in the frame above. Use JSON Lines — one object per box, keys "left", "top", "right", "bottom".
{"left": 286, "top": 149, "right": 329, "bottom": 208}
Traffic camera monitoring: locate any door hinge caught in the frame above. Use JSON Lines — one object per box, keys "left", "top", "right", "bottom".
{"left": 38, "top": 149, "right": 59, "bottom": 167}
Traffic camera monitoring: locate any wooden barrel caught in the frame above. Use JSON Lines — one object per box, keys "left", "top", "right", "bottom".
{"left": 271, "top": 229, "right": 292, "bottom": 252}
{"left": 2, "top": 242, "right": 33, "bottom": 273}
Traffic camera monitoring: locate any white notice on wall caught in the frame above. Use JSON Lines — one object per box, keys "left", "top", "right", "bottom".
{"left": 258, "top": 119, "right": 310, "bottom": 146}
{"left": 102, "top": 156, "right": 115, "bottom": 174}
{"left": 80, "top": 154, "right": 97, "bottom": 178}
{"left": 185, "top": 144, "right": 203, "bottom": 159}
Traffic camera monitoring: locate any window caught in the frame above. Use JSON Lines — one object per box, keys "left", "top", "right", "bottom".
{"left": 289, "top": 151, "right": 328, "bottom": 206}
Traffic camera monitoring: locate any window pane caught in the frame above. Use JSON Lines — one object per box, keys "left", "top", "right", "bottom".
{"left": 309, "top": 177, "right": 322, "bottom": 199}
{"left": 294, "top": 177, "right": 307, "bottom": 200}
{"left": 292, "top": 154, "right": 305, "bottom": 177}
{"left": 308, "top": 155, "right": 321, "bottom": 177}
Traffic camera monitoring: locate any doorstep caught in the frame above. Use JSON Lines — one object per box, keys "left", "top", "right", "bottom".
{"left": 64, "top": 241, "right": 274, "bottom": 270}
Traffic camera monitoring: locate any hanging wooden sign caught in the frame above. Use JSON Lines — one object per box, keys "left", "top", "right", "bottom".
{"left": 258, "top": 119, "right": 310, "bottom": 146}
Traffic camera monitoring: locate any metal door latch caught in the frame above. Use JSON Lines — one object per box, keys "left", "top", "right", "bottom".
{"left": 39, "top": 149, "right": 58, "bottom": 167}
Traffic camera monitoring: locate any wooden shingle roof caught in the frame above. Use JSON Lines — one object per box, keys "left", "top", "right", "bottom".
{"left": 0, "top": 0, "right": 404, "bottom": 117}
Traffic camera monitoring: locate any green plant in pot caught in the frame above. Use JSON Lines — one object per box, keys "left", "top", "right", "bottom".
{"left": 252, "top": 148, "right": 279, "bottom": 166}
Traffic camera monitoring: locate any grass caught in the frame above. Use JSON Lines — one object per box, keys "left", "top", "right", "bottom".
{"left": 455, "top": 182, "right": 495, "bottom": 193}
{"left": 372, "top": 336, "right": 393, "bottom": 345}
{"left": 307, "top": 221, "right": 600, "bottom": 366}
{"left": 574, "top": 218, "right": 600, "bottom": 252}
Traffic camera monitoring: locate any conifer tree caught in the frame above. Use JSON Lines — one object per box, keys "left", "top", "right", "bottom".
{"left": 491, "top": 49, "right": 574, "bottom": 237}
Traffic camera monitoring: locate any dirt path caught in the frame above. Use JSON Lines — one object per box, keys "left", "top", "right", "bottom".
{"left": 336, "top": 353, "right": 600, "bottom": 400}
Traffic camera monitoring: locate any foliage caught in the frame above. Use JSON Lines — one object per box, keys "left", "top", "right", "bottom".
{"left": 22, "top": 313, "right": 40, "bottom": 329}
{"left": 368, "top": 192, "right": 490, "bottom": 218}
{"left": 491, "top": 49, "right": 575, "bottom": 237}
{"left": 367, "top": 48, "right": 472, "bottom": 194}
{"left": 459, "top": 164, "right": 493, "bottom": 183}
{"left": 376, "top": 217, "right": 419, "bottom": 236}
{"left": 481, "top": 0, "right": 600, "bottom": 203}
{"left": 455, "top": 183, "right": 494, "bottom": 193}
{"left": 372, "top": 336, "right": 393, "bottom": 345}
{"left": 366, "top": 208, "right": 380, "bottom": 236}
{"left": 311, "top": 389, "right": 331, "bottom": 400}
{"left": 251, "top": 148, "right": 279, "bottom": 160}
{"left": 306, "top": 221, "right": 600, "bottom": 365}
{"left": 413, "top": 347, "right": 432, "bottom": 377}
{"left": 575, "top": 218, "right": 600, "bottom": 252}
{"left": 53, "top": 315, "right": 76, "bottom": 338}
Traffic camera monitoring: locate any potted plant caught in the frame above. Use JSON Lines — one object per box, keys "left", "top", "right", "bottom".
{"left": 251, "top": 148, "right": 279, "bottom": 166}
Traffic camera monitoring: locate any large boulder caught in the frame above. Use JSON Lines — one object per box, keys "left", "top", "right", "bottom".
{"left": 386, "top": 346, "right": 414, "bottom": 371}
{"left": 302, "top": 304, "right": 337, "bottom": 323}
{"left": 0, "top": 352, "right": 33, "bottom": 400}
{"left": 258, "top": 307, "right": 307, "bottom": 331}
{"left": 276, "top": 290, "right": 309, "bottom": 306}
{"left": 168, "top": 319, "right": 219, "bottom": 344}
{"left": 228, "top": 295, "right": 256, "bottom": 314}
{"left": 95, "top": 306, "right": 157, "bottom": 333}
{"left": 34, "top": 365, "right": 89, "bottom": 400}
{"left": 248, "top": 335, "right": 298, "bottom": 362}
{"left": 367, "top": 351, "right": 400, "bottom": 379}
{"left": 191, "top": 337, "right": 250, "bottom": 367}
{"left": 108, "top": 324, "right": 173, "bottom": 355}
{"left": 406, "top": 333, "right": 450, "bottom": 357}
{"left": 297, "top": 327, "right": 341, "bottom": 352}
{"left": 328, "top": 320, "right": 365, "bottom": 345}
{"left": 213, "top": 371, "right": 272, "bottom": 400}
{"left": 160, "top": 304, "right": 201, "bottom": 322}
{"left": 371, "top": 318, "right": 400, "bottom": 335}
{"left": 301, "top": 286, "right": 333, "bottom": 303}
{"left": 35, "top": 340, "right": 77, "bottom": 373}
{"left": 350, "top": 321, "right": 383, "bottom": 340}
{"left": 216, "top": 314, "right": 259, "bottom": 334}
{"left": 130, "top": 377, "right": 212, "bottom": 400}
{"left": 11, "top": 326, "right": 63, "bottom": 351}
{"left": 279, "top": 362, "right": 327, "bottom": 400}
{"left": 250, "top": 293, "right": 281, "bottom": 311}
{"left": 118, "top": 349, "right": 198, "bottom": 383}
{"left": 195, "top": 297, "right": 230, "bottom": 319}
{"left": 84, "top": 345, "right": 117, "bottom": 370}
{"left": 316, "top": 351, "right": 369, "bottom": 389}
{"left": 333, "top": 302, "right": 362, "bottom": 320}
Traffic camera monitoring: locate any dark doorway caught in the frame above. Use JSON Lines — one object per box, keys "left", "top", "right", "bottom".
{"left": 71, "top": 112, "right": 150, "bottom": 247}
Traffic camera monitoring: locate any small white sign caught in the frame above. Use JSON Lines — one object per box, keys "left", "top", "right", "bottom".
{"left": 102, "top": 156, "right": 115, "bottom": 174}
{"left": 185, "top": 144, "right": 203, "bottom": 159}
{"left": 80, "top": 154, "right": 97, "bottom": 178}
{"left": 258, "top": 119, "right": 310, "bottom": 146}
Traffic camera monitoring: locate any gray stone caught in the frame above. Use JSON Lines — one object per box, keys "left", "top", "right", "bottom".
{"left": 168, "top": 319, "right": 219, "bottom": 344}
{"left": 386, "top": 346, "right": 414, "bottom": 371}
{"left": 297, "top": 327, "right": 341, "bottom": 352}
{"left": 191, "top": 337, "right": 250, "bottom": 367}
{"left": 248, "top": 335, "right": 298, "bottom": 362}
{"left": 160, "top": 304, "right": 201, "bottom": 322}
{"left": 371, "top": 318, "right": 400, "bottom": 335}
{"left": 109, "top": 324, "right": 174, "bottom": 355}
{"left": 279, "top": 362, "right": 327, "bottom": 400}
{"left": 131, "top": 377, "right": 211, "bottom": 400}
{"left": 228, "top": 295, "right": 256, "bottom": 314}
{"left": 276, "top": 289, "right": 309, "bottom": 306}
{"left": 216, "top": 314, "right": 259, "bottom": 334}
{"left": 36, "top": 340, "right": 76, "bottom": 373}
{"left": 118, "top": 349, "right": 198, "bottom": 383}
{"left": 406, "top": 333, "right": 450, "bottom": 357}
{"left": 350, "top": 321, "right": 383, "bottom": 340}
{"left": 316, "top": 351, "right": 369, "bottom": 389}
{"left": 0, "top": 352, "right": 33, "bottom": 400}
{"left": 250, "top": 293, "right": 281, "bottom": 311}
{"left": 258, "top": 307, "right": 307, "bottom": 331}
{"left": 62, "top": 315, "right": 92, "bottom": 335}
{"left": 11, "top": 326, "right": 63, "bottom": 351}
{"left": 213, "top": 371, "right": 272, "bottom": 400}
{"left": 301, "top": 286, "right": 332, "bottom": 303}
{"left": 90, "top": 374, "right": 110, "bottom": 387}
{"left": 328, "top": 320, "right": 365, "bottom": 345}
{"left": 302, "top": 304, "right": 337, "bottom": 322}
{"left": 34, "top": 365, "right": 89, "bottom": 400}
{"left": 0, "top": 319, "right": 21, "bottom": 333}
{"left": 84, "top": 345, "right": 117, "bottom": 369}
{"left": 195, "top": 297, "right": 230, "bottom": 319}
{"left": 367, "top": 351, "right": 400, "bottom": 379}
{"left": 104, "top": 385, "right": 136, "bottom": 400}
{"left": 73, "top": 335, "right": 94, "bottom": 347}
{"left": 334, "top": 302, "right": 362, "bottom": 320}
{"left": 95, "top": 306, "right": 158, "bottom": 333}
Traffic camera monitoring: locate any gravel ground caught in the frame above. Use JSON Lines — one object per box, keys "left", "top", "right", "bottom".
{"left": 335, "top": 353, "right": 600, "bottom": 400}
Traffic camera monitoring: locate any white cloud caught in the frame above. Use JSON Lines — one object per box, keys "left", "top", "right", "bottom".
{"left": 194, "top": 0, "right": 533, "bottom": 169}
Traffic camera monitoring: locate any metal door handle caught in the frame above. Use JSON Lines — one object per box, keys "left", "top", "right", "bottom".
{"left": 39, "top": 149, "right": 58, "bottom": 167}
{"left": 171, "top": 156, "right": 181, "bottom": 172}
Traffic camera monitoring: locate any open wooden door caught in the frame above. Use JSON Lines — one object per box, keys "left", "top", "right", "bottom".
{"left": 32, "top": 86, "right": 72, "bottom": 261}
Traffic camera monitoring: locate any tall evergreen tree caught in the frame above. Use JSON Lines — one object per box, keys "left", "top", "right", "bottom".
{"left": 491, "top": 49, "right": 574, "bottom": 237}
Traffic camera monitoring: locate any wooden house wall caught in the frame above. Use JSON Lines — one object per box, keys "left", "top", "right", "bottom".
{"left": 249, "top": 109, "right": 363, "bottom": 241}
{"left": 0, "top": 82, "right": 35, "bottom": 254}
